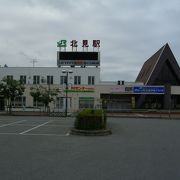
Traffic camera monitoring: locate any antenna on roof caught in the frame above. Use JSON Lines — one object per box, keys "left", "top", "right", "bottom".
{"left": 30, "top": 59, "right": 38, "bottom": 67}
{"left": 19, "top": 52, "right": 39, "bottom": 67}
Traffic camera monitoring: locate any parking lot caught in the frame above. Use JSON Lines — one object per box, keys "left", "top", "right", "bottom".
{"left": 0, "top": 116, "right": 180, "bottom": 180}
{"left": 0, "top": 116, "right": 72, "bottom": 137}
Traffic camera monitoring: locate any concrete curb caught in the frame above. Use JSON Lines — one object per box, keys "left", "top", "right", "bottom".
{"left": 70, "top": 128, "right": 112, "bottom": 136}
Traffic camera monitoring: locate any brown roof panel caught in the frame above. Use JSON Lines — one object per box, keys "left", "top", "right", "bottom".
{"left": 136, "top": 44, "right": 173, "bottom": 85}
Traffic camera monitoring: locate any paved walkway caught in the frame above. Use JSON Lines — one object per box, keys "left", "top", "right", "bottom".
{"left": 107, "top": 111, "right": 180, "bottom": 119}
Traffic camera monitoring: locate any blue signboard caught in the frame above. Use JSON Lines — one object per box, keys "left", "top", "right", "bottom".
{"left": 133, "top": 86, "right": 165, "bottom": 94}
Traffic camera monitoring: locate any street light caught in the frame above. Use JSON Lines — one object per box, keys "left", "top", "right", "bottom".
{"left": 62, "top": 70, "right": 73, "bottom": 116}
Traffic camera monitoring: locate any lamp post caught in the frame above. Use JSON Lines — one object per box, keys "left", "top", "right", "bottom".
{"left": 47, "top": 81, "right": 50, "bottom": 113}
{"left": 62, "top": 70, "right": 73, "bottom": 116}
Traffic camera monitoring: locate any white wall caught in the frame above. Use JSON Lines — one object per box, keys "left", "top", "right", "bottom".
{"left": 0, "top": 67, "right": 100, "bottom": 85}
{"left": 171, "top": 86, "right": 180, "bottom": 95}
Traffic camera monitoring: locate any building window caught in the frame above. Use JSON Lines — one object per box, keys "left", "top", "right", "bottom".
{"left": 20, "top": 75, "right": 26, "bottom": 84}
{"left": 33, "top": 97, "right": 44, "bottom": 107}
{"left": 47, "top": 76, "right": 53, "bottom": 85}
{"left": 41, "top": 76, "right": 46, "bottom": 84}
{"left": 12, "top": 96, "right": 26, "bottom": 107}
{"left": 88, "top": 76, "right": 95, "bottom": 85}
{"left": 79, "top": 97, "right": 94, "bottom": 109}
{"left": 74, "top": 76, "right": 81, "bottom": 85}
{"left": 33, "top": 76, "right": 40, "bottom": 84}
{"left": 56, "top": 97, "right": 64, "bottom": 109}
{"left": 60, "top": 76, "right": 67, "bottom": 85}
{"left": 56, "top": 97, "right": 71, "bottom": 109}
{"left": 7, "top": 75, "right": 13, "bottom": 81}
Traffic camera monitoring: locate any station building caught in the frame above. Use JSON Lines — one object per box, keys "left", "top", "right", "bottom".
{"left": 0, "top": 42, "right": 180, "bottom": 112}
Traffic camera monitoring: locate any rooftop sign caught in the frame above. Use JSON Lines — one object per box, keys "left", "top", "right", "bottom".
{"left": 57, "top": 40, "right": 100, "bottom": 67}
{"left": 57, "top": 40, "right": 100, "bottom": 51}
{"left": 57, "top": 51, "right": 100, "bottom": 67}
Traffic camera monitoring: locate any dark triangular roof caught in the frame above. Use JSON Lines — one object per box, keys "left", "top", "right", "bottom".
{"left": 136, "top": 43, "right": 180, "bottom": 85}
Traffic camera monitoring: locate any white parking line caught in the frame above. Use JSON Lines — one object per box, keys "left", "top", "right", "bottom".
{"left": 22, "top": 133, "right": 69, "bottom": 137}
{"left": 0, "top": 132, "right": 69, "bottom": 136}
{"left": 19, "top": 120, "right": 52, "bottom": 135}
{"left": 0, "top": 133, "right": 20, "bottom": 135}
{"left": 135, "top": 113, "right": 145, "bottom": 117}
{"left": 65, "top": 131, "right": 70, "bottom": 136}
{"left": 0, "top": 120, "right": 27, "bottom": 128}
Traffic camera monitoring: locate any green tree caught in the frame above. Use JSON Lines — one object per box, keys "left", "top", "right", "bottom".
{"left": 30, "top": 85, "right": 60, "bottom": 112}
{"left": 0, "top": 77, "right": 25, "bottom": 113}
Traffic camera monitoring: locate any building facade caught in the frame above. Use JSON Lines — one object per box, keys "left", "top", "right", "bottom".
{"left": 1, "top": 43, "right": 180, "bottom": 112}
{"left": 0, "top": 67, "right": 101, "bottom": 112}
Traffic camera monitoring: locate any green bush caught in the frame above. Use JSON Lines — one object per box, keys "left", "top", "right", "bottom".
{"left": 74, "top": 109, "right": 107, "bottom": 130}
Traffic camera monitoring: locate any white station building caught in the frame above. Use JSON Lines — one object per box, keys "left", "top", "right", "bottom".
{"left": 0, "top": 65, "right": 141, "bottom": 112}
{"left": 0, "top": 38, "right": 140, "bottom": 113}
{"left": 0, "top": 66, "right": 100, "bottom": 112}
{"left": 1, "top": 41, "right": 179, "bottom": 112}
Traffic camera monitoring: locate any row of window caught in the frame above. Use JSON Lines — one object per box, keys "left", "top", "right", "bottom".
{"left": 6, "top": 75, "right": 95, "bottom": 85}
{"left": 11, "top": 96, "right": 94, "bottom": 109}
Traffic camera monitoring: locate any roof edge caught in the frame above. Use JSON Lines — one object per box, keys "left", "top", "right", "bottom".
{"left": 145, "top": 43, "right": 167, "bottom": 85}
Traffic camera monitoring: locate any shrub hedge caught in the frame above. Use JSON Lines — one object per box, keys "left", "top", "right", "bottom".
{"left": 74, "top": 109, "right": 107, "bottom": 130}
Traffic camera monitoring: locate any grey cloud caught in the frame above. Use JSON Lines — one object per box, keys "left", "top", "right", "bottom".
{"left": 0, "top": 0, "right": 180, "bottom": 81}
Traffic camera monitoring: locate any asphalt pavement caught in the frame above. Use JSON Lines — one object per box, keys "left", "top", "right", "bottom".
{"left": 0, "top": 116, "right": 180, "bottom": 180}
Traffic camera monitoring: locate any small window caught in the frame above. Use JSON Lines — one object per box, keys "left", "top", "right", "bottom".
{"left": 60, "top": 76, "right": 67, "bottom": 85}
{"left": 74, "top": 76, "right": 81, "bottom": 85}
{"left": 47, "top": 76, "right": 53, "bottom": 85}
{"left": 33, "top": 76, "right": 40, "bottom": 84}
{"left": 7, "top": 75, "right": 13, "bottom": 81}
{"left": 88, "top": 76, "right": 95, "bottom": 85}
{"left": 20, "top": 75, "right": 26, "bottom": 84}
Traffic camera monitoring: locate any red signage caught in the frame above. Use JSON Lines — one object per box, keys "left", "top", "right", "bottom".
{"left": 64, "top": 86, "right": 95, "bottom": 93}
{"left": 64, "top": 86, "right": 95, "bottom": 92}
{"left": 71, "top": 86, "right": 95, "bottom": 91}
{"left": 75, "top": 60, "right": 84, "bottom": 65}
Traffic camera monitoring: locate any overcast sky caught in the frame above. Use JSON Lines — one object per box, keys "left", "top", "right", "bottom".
{"left": 0, "top": 0, "right": 180, "bottom": 81}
